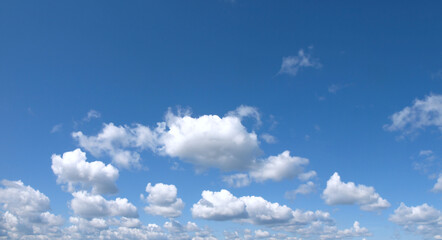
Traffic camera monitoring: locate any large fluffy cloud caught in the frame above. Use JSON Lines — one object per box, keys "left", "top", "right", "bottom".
{"left": 0, "top": 180, "right": 64, "bottom": 238}
{"left": 70, "top": 191, "right": 138, "bottom": 219}
{"left": 157, "top": 109, "right": 261, "bottom": 171}
{"left": 191, "top": 189, "right": 247, "bottom": 221}
{"left": 72, "top": 106, "right": 262, "bottom": 171}
{"left": 142, "top": 183, "right": 184, "bottom": 218}
{"left": 389, "top": 203, "right": 442, "bottom": 239}
{"left": 385, "top": 94, "right": 442, "bottom": 135}
{"left": 322, "top": 172, "right": 390, "bottom": 211}
{"left": 51, "top": 148, "right": 119, "bottom": 194}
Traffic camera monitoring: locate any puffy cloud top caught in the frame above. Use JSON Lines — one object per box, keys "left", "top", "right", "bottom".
{"left": 322, "top": 172, "right": 390, "bottom": 211}
{"left": 143, "top": 183, "right": 184, "bottom": 218}
{"left": 71, "top": 191, "right": 138, "bottom": 219}
{"left": 51, "top": 149, "right": 119, "bottom": 194}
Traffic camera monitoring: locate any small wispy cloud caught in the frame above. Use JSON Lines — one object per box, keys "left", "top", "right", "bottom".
{"left": 328, "top": 83, "right": 351, "bottom": 94}
{"left": 83, "top": 110, "right": 101, "bottom": 122}
{"left": 51, "top": 124, "right": 63, "bottom": 133}
{"left": 278, "top": 48, "right": 322, "bottom": 77}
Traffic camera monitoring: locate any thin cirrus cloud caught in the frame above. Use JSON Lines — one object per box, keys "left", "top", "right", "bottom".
{"left": 384, "top": 94, "right": 442, "bottom": 135}
{"left": 278, "top": 48, "right": 322, "bottom": 77}
{"left": 322, "top": 172, "right": 391, "bottom": 211}
{"left": 51, "top": 148, "right": 119, "bottom": 195}
{"left": 141, "top": 183, "right": 185, "bottom": 218}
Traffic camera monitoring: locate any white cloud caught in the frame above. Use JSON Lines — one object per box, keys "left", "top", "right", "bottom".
{"left": 142, "top": 183, "right": 184, "bottom": 218}
{"left": 278, "top": 48, "right": 322, "bottom": 77}
{"left": 389, "top": 203, "right": 442, "bottom": 239}
{"left": 285, "top": 181, "right": 316, "bottom": 199}
{"left": 227, "top": 105, "right": 261, "bottom": 126}
{"left": 261, "top": 133, "right": 276, "bottom": 144}
{"left": 70, "top": 191, "right": 138, "bottom": 219}
{"left": 0, "top": 180, "right": 64, "bottom": 238}
{"left": 72, "top": 123, "right": 159, "bottom": 169}
{"left": 249, "top": 151, "right": 309, "bottom": 182}
{"left": 298, "top": 170, "right": 317, "bottom": 181}
{"left": 191, "top": 189, "right": 247, "bottom": 221}
{"left": 157, "top": 109, "right": 261, "bottom": 171}
{"left": 222, "top": 173, "right": 251, "bottom": 188}
{"left": 385, "top": 94, "right": 442, "bottom": 135}
{"left": 73, "top": 106, "right": 262, "bottom": 171}
{"left": 191, "top": 189, "right": 369, "bottom": 239}
{"left": 322, "top": 172, "right": 390, "bottom": 211}
{"left": 84, "top": 109, "right": 101, "bottom": 121}
{"left": 254, "top": 229, "right": 270, "bottom": 238}
{"left": 433, "top": 174, "right": 442, "bottom": 192}
{"left": 51, "top": 149, "right": 119, "bottom": 194}
{"left": 51, "top": 123, "right": 63, "bottom": 133}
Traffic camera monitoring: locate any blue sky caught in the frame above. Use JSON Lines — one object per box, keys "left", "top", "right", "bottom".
{"left": 0, "top": 1, "right": 441, "bottom": 239}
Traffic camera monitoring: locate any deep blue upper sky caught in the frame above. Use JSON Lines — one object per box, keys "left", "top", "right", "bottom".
{"left": 0, "top": 1, "right": 441, "bottom": 240}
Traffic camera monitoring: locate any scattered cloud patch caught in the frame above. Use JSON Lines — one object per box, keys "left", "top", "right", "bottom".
{"left": 385, "top": 94, "right": 442, "bottom": 136}
{"left": 389, "top": 203, "right": 442, "bottom": 239}
{"left": 84, "top": 110, "right": 101, "bottom": 121}
{"left": 322, "top": 172, "right": 390, "bottom": 211}
{"left": 285, "top": 181, "right": 316, "bottom": 200}
{"left": 278, "top": 48, "right": 322, "bottom": 77}
{"left": 433, "top": 174, "right": 442, "bottom": 193}
{"left": 261, "top": 133, "right": 276, "bottom": 144}
{"left": 51, "top": 123, "right": 63, "bottom": 133}
{"left": 222, "top": 173, "right": 251, "bottom": 188}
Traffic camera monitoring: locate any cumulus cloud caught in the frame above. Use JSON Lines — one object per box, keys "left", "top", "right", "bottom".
{"left": 142, "top": 183, "right": 184, "bottom": 218}
{"left": 223, "top": 151, "right": 314, "bottom": 187}
{"left": 158, "top": 108, "right": 261, "bottom": 171}
{"left": 278, "top": 48, "right": 322, "bottom": 77}
{"left": 0, "top": 180, "right": 64, "bottom": 238}
{"left": 192, "top": 189, "right": 369, "bottom": 239}
{"left": 385, "top": 94, "right": 442, "bottom": 135}
{"left": 285, "top": 181, "right": 316, "bottom": 199}
{"left": 70, "top": 191, "right": 138, "bottom": 219}
{"left": 72, "top": 123, "right": 159, "bottom": 169}
{"left": 389, "top": 203, "right": 442, "bottom": 239}
{"left": 73, "top": 106, "right": 262, "bottom": 171}
{"left": 249, "top": 151, "right": 309, "bottom": 182}
{"left": 191, "top": 189, "right": 247, "bottom": 221}
{"left": 51, "top": 149, "right": 119, "bottom": 194}
{"left": 322, "top": 172, "right": 390, "bottom": 211}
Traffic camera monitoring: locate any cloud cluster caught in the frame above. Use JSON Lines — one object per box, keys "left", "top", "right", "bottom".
{"left": 385, "top": 94, "right": 442, "bottom": 135}
{"left": 389, "top": 203, "right": 442, "bottom": 239}
{"left": 322, "top": 173, "right": 390, "bottom": 211}
{"left": 191, "top": 189, "right": 371, "bottom": 239}
{"left": 434, "top": 175, "right": 442, "bottom": 192}
{"left": 0, "top": 180, "right": 64, "bottom": 238}
{"left": 142, "top": 183, "right": 184, "bottom": 218}
{"left": 51, "top": 148, "right": 119, "bottom": 194}
{"left": 73, "top": 106, "right": 262, "bottom": 171}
